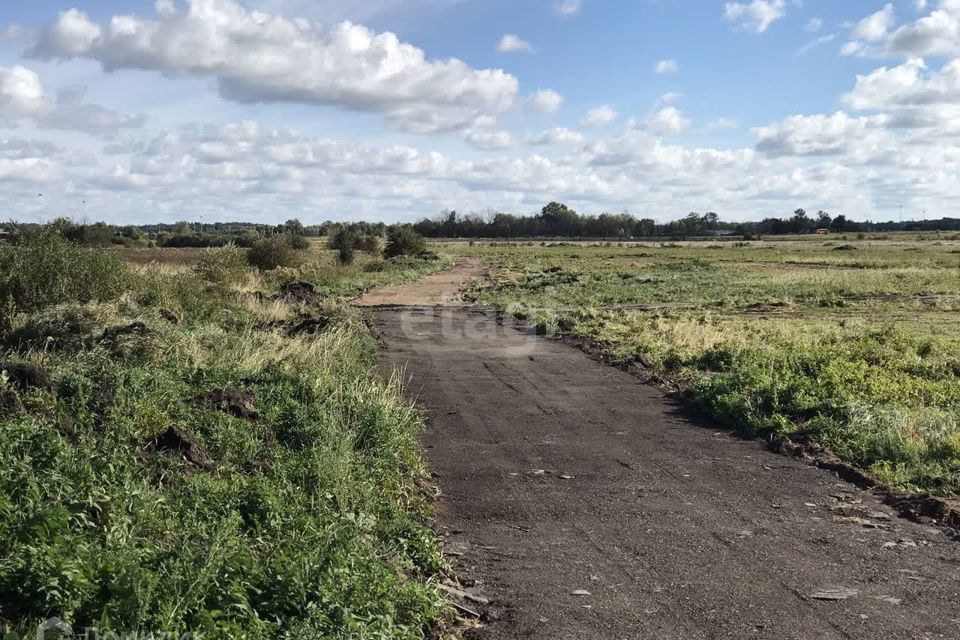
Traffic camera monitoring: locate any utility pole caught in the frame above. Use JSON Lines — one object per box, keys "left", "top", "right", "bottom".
{"left": 37, "top": 193, "right": 43, "bottom": 224}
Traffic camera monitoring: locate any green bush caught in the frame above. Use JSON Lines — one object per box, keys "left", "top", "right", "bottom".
{"left": 194, "top": 243, "right": 248, "bottom": 286}
{"left": 328, "top": 228, "right": 357, "bottom": 266}
{"left": 247, "top": 236, "right": 300, "bottom": 271}
{"left": 288, "top": 234, "right": 310, "bottom": 250}
{"left": 384, "top": 226, "right": 426, "bottom": 259}
{"left": 356, "top": 235, "right": 381, "bottom": 255}
{"left": 0, "top": 231, "right": 128, "bottom": 328}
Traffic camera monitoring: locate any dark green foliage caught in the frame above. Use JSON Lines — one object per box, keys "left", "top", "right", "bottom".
{"left": 247, "top": 236, "right": 300, "bottom": 271}
{"left": 384, "top": 226, "right": 426, "bottom": 259}
{"left": 328, "top": 228, "right": 357, "bottom": 265}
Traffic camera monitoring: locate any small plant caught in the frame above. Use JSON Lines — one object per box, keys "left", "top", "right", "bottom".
{"left": 194, "top": 243, "right": 248, "bottom": 286}
{"left": 247, "top": 235, "right": 300, "bottom": 270}
{"left": 384, "top": 226, "right": 427, "bottom": 259}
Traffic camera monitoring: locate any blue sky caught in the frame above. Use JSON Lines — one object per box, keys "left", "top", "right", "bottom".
{"left": 0, "top": 0, "right": 957, "bottom": 224}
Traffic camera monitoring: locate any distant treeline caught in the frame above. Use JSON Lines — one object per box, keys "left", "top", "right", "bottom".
{"left": 411, "top": 203, "right": 960, "bottom": 239}
{"left": 5, "top": 203, "right": 960, "bottom": 248}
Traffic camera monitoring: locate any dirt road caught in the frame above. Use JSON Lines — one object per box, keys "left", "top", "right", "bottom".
{"left": 368, "top": 270, "right": 960, "bottom": 639}
{"left": 353, "top": 258, "right": 485, "bottom": 307}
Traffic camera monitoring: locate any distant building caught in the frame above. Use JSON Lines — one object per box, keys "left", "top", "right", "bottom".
{"left": 815, "top": 228, "right": 830, "bottom": 235}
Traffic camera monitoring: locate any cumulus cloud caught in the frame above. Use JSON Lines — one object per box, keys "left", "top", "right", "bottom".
{"left": 754, "top": 111, "right": 890, "bottom": 157}
{"left": 843, "top": 57, "right": 960, "bottom": 130}
{"left": 527, "top": 89, "right": 564, "bottom": 112}
{"left": 580, "top": 105, "right": 618, "bottom": 128}
{"left": 0, "top": 65, "right": 47, "bottom": 119}
{"left": 843, "top": 0, "right": 960, "bottom": 58}
{"left": 0, "top": 65, "right": 144, "bottom": 137}
{"left": 723, "top": 0, "right": 787, "bottom": 33}
{"left": 465, "top": 129, "right": 516, "bottom": 150}
{"left": 27, "top": 0, "right": 520, "bottom": 133}
{"left": 654, "top": 59, "right": 679, "bottom": 74}
{"left": 528, "top": 127, "right": 585, "bottom": 145}
{"left": 498, "top": 34, "right": 533, "bottom": 53}
{"left": 641, "top": 106, "right": 690, "bottom": 134}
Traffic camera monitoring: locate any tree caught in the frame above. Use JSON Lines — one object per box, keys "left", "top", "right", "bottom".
{"left": 283, "top": 218, "right": 305, "bottom": 236}
{"left": 791, "top": 208, "right": 811, "bottom": 233}
{"left": 816, "top": 210, "right": 832, "bottom": 229}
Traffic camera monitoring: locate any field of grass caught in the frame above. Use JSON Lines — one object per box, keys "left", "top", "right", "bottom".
{"left": 459, "top": 237, "right": 960, "bottom": 496}
{"left": 0, "top": 236, "right": 452, "bottom": 638}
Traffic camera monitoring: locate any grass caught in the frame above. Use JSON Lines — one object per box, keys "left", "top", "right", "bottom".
{"left": 460, "top": 238, "right": 960, "bottom": 496}
{"left": 0, "top": 238, "right": 453, "bottom": 638}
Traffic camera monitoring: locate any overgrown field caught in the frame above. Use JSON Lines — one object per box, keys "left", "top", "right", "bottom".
{"left": 461, "top": 238, "right": 960, "bottom": 496}
{"left": 0, "top": 234, "right": 452, "bottom": 638}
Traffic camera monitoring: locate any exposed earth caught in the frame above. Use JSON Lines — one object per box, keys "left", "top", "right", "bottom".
{"left": 365, "top": 263, "right": 960, "bottom": 640}
{"left": 352, "top": 258, "right": 486, "bottom": 307}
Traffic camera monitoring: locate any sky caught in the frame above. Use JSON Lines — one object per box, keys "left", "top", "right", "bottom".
{"left": 0, "top": 0, "right": 958, "bottom": 224}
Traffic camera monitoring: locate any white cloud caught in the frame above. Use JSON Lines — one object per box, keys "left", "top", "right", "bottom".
{"left": 642, "top": 106, "right": 690, "bottom": 134}
{"left": 842, "top": 0, "right": 960, "bottom": 58}
{"left": 0, "top": 65, "right": 144, "bottom": 138}
{"left": 580, "top": 105, "right": 618, "bottom": 128}
{"left": 498, "top": 34, "right": 533, "bottom": 53}
{"left": 0, "top": 65, "right": 47, "bottom": 119}
{"left": 852, "top": 4, "right": 896, "bottom": 42}
{"left": 806, "top": 18, "right": 824, "bottom": 33}
{"left": 529, "top": 127, "right": 585, "bottom": 145}
{"left": 556, "top": 0, "right": 581, "bottom": 17}
{"left": 723, "top": 0, "right": 787, "bottom": 33}
{"left": 28, "top": 0, "right": 520, "bottom": 134}
{"left": 465, "top": 129, "right": 516, "bottom": 150}
{"left": 654, "top": 59, "right": 679, "bottom": 74}
{"left": 527, "top": 89, "right": 564, "bottom": 112}
{"left": 754, "top": 111, "right": 890, "bottom": 157}
{"left": 843, "top": 57, "right": 960, "bottom": 131}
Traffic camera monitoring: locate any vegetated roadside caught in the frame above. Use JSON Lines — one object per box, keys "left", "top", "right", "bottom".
{"left": 461, "top": 238, "right": 960, "bottom": 498}
{"left": 0, "top": 230, "right": 453, "bottom": 638}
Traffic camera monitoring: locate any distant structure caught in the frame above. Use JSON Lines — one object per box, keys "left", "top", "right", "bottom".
{"left": 815, "top": 228, "right": 830, "bottom": 235}
{"left": 703, "top": 230, "right": 737, "bottom": 237}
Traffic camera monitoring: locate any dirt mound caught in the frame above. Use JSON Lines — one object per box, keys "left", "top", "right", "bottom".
{"left": 194, "top": 387, "right": 259, "bottom": 420}
{"left": 158, "top": 308, "right": 180, "bottom": 324}
{"left": 886, "top": 494, "right": 960, "bottom": 530}
{"left": 99, "top": 322, "right": 155, "bottom": 342}
{"left": 150, "top": 426, "right": 213, "bottom": 469}
{"left": 0, "top": 362, "right": 57, "bottom": 393}
{"left": 276, "top": 281, "right": 319, "bottom": 304}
